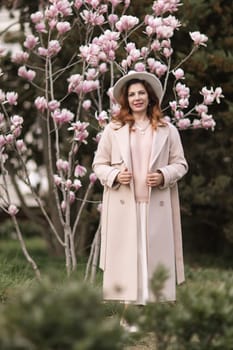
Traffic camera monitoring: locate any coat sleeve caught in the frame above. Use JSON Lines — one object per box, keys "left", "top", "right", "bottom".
{"left": 158, "top": 124, "right": 188, "bottom": 189}
{"left": 92, "top": 124, "right": 120, "bottom": 189}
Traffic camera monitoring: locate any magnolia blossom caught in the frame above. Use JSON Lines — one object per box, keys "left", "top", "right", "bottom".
{"left": 11, "top": 115, "right": 23, "bottom": 127}
{"left": 108, "top": 14, "right": 118, "bottom": 25}
{"left": 31, "top": 11, "right": 43, "bottom": 23}
{"left": 116, "top": 15, "right": 139, "bottom": 32}
{"left": 175, "top": 82, "right": 190, "bottom": 98}
{"left": 152, "top": 0, "right": 181, "bottom": 16}
{"left": 134, "top": 62, "right": 146, "bottom": 72}
{"left": 190, "top": 31, "right": 208, "bottom": 47}
{"left": 35, "top": 22, "right": 47, "bottom": 33}
{"left": 12, "top": 51, "right": 29, "bottom": 64}
{"left": 74, "top": 0, "right": 83, "bottom": 10}
{"left": 192, "top": 119, "right": 202, "bottom": 129}
{"left": 82, "top": 100, "right": 92, "bottom": 110}
{"left": 6, "top": 92, "right": 18, "bottom": 106}
{"left": 52, "top": 108, "right": 74, "bottom": 124}
{"left": 8, "top": 204, "right": 19, "bottom": 216}
{"left": 195, "top": 104, "right": 208, "bottom": 115}
{"left": 68, "top": 191, "right": 76, "bottom": 204}
{"left": 80, "top": 10, "right": 105, "bottom": 26}
{"left": 24, "top": 34, "right": 39, "bottom": 50}
{"left": 73, "top": 179, "right": 82, "bottom": 190}
{"left": 48, "top": 100, "right": 60, "bottom": 111}
{"left": 173, "top": 68, "right": 184, "bottom": 80}
{"left": 35, "top": 96, "right": 48, "bottom": 112}
{"left": 16, "top": 139, "right": 27, "bottom": 152}
{"left": 147, "top": 58, "right": 167, "bottom": 77}
{"left": 74, "top": 164, "right": 87, "bottom": 177}
{"left": 176, "top": 118, "right": 191, "bottom": 130}
{"left": 95, "top": 110, "right": 108, "bottom": 127}
{"left": 18, "top": 66, "right": 36, "bottom": 81}
{"left": 99, "top": 62, "right": 108, "bottom": 73}
{"left": 201, "top": 113, "right": 216, "bottom": 130}
{"left": 68, "top": 121, "right": 89, "bottom": 144}
{"left": 56, "top": 21, "right": 71, "bottom": 34}
{"left": 56, "top": 158, "right": 69, "bottom": 172}
{"left": 0, "top": 135, "right": 6, "bottom": 148}
{"left": 0, "top": 45, "right": 7, "bottom": 57}
{"left": 89, "top": 172, "right": 97, "bottom": 184}
{"left": 54, "top": 174, "right": 62, "bottom": 186}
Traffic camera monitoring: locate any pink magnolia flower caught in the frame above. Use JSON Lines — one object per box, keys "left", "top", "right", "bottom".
{"left": 82, "top": 99, "right": 92, "bottom": 110}
{"left": 61, "top": 201, "right": 66, "bottom": 212}
{"left": 108, "top": 14, "right": 118, "bottom": 25}
{"left": 35, "top": 96, "right": 48, "bottom": 112}
{"left": 8, "top": 204, "right": 19, "bottom": 216}
{"left": 152, "top": 0, "right": 181, "bottom": 16}
{"left": 177, "top": 118, "right": 191, "bottom": 130}
{"left": 178, "top": 98, "right": 189, "bottom": 109}
{"left": 115, "top": 15, "right": 139, "bottom": 32}
{"left": 151, "top": 39, "right": 161, "bottom": 51}
{"left": 11, "top": 115, "right": 23, "bottom": 127}
{"left": 73, "top": 179, "right": 82, "bottom": 190}
{"left": 99, "top": 62, "right": 108, "bottom": 74}
{"left": 56, "top": 158, "right": 69, "bottom": 172}
{"left": 56, "top": 21, "right": 71, "bottom": 34}
{"left": 52, "top": 108, "right": 74, "bottom": 124}
{"left": 35, "top": 22, "right": 47, "bottom": 33}
{"left": 68, "top": 121, "right": 89, "bottom": 144}
{"left": 65, "top": 179, "right": 73, "bottom": 189}
{"left": 24, "top": 34, "right": 39, "bottom": 50}
{"left": 190, "top": 31, "right": 208, "bottom": 47}
{"left": 213, "top": 87, "right": 224, "bottom": 103}
{"left": 175, "top": 82, "right": 190, "bottom": 98}
{"left": 86, "top": 68, "right": 98, "bottom": 80}
{"left": 16, "top": 139, "right": 27, "bottom": 152}
{"left": 201, "top": 113, "right": 216, "bottom": 130}
{"left": 192, "top": 119, "right": 202, "bottom": 129}
{"left": 134, "top": 62, "right": 146, "bottom": 72}
{"left": 12, "top": 51, "right": 29, "bottom": 64}
{"left": 74, "top": 0, "right": 83, "bottom": 10}
{"left": 80, "top": 10, "right": 105, "bottom": 26}
{"left": 89, "top": 172, "right": 97, "bottom": 184}
{"left": 95, "top": 110, "right": 108, "bottom": 127}
{"left": 56, "top": 0, "right": 73, "bottom": 17}
{"left": 74, "top": 164, "right": 87, "bottom": 177}
{"left": 5, "top": 134, "right": 14, "bottom": 144}
{"left": 6, "top": 92, "right": 18, "bottom": 106}
{"left": 18, "top": 66, "right": 36, "bottom": 81}
{"left": 54, "top": 174, "right": 62, "bottom": 186}
{"left": 195, "top": 104, "right": 208, "bottom": 115}
{"left": 173, "top": 68, "right": 184, "bottom": 80}
{"left": 68, "top": 191, "right": 76, "bottom": 204}
{"left": 31, "top": 11, "right": 43, "bottom": 23}
{"left": 48, "top": 40, "right": 61, "bottom": 56}
{"left": 48, "top": 99, "right": 60, "bottom": 111}
{"left": 108, "top": 0, "right": 122, "bottom": 7}
{"left": 169, "top": 101, "right": 177, "bottom": 111}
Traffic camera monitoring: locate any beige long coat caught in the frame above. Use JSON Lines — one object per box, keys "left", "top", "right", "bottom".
{"left": 93, "top": 121, "right": 188, "bottom": 302}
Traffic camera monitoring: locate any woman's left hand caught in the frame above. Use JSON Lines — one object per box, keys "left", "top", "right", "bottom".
{"left": 146, "top": 171, "right": 164, "bottom": 187}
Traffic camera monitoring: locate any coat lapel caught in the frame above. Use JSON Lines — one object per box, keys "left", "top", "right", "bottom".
{"left": 149, "top": 126, "right": 169, "bottom": 170}
{"left": 114, "top": 124, "right": 132, "bottom": 171}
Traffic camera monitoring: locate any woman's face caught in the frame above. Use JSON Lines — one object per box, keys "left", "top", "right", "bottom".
{"left": 127, "top": 82, "right": 149, "bottom": 115}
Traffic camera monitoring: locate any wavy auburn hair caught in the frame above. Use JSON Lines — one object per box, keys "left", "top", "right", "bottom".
{"left": 112, "top": 78, "right": 166, "bottom": 130}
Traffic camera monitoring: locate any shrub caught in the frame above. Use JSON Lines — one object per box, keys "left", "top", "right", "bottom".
{"left": 0, "top": 279, "right": 125, "bottom": 350}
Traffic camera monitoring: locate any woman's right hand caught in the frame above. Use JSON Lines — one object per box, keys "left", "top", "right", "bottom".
{"left": 116, "top": 168, "right": 132, "bottom": 185}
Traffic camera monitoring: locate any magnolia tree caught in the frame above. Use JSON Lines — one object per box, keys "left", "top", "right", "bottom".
{"left": 0, "top": 0, "right": 223, "bottom": 279}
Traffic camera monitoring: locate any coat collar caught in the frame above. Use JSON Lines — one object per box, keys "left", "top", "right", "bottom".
{"left": 114, "top": 123, "right": 170, "bottom": 171}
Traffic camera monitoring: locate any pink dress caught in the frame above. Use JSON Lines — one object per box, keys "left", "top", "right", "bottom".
{"left": 130, "top": 124, "right": 153, "bottom": 304}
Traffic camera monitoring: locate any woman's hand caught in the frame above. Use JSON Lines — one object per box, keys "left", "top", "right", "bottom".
{"left": 116, "top": 168, "right": 132, "bottom": 185}
{"left": 147, "top": 171, "right": 164, "bottom": 187}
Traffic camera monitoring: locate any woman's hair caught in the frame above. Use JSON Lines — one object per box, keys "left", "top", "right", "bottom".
{"left": 112, "top": 78, "right": 166, "bottom": 129}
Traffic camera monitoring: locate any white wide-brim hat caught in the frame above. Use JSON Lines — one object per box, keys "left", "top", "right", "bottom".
{"left": 112, "top": 71, "right": 163, "bottom": 105}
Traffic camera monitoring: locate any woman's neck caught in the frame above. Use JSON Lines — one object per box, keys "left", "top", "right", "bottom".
{"left": 132, "top": 113, "right": 148, "bottom": 122}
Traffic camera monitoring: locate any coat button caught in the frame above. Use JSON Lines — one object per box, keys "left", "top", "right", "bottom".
{"left": 159, "top": 201, "right": 164, "bottom": 207}
{"left": 120, "top": 199, "right": 125, "bottom": 204}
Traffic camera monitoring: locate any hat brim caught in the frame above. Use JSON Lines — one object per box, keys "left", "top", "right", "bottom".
{"left": 112, "top": 71, "right": 163, "bottom": 105}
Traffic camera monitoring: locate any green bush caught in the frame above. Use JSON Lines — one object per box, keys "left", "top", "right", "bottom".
{"left": 0, "top": 279, "right": 126, "bottom": 350}
{"left": 142, "top": 272, "right": 233, "bottom": 350}
{"left": 0, "top": 219, "right": 42, "bottom": 239}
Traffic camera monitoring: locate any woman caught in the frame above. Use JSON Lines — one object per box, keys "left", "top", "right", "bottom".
{"left": 92, "top": 71, "right": 188, "bottom": 305}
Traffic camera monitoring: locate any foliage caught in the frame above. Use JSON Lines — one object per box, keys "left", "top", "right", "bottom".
{"left": 140, "top": 268, "right": 233, "bottom": 350}
{"left": 0, "top": 278, "right": 126, "bottom": 350}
